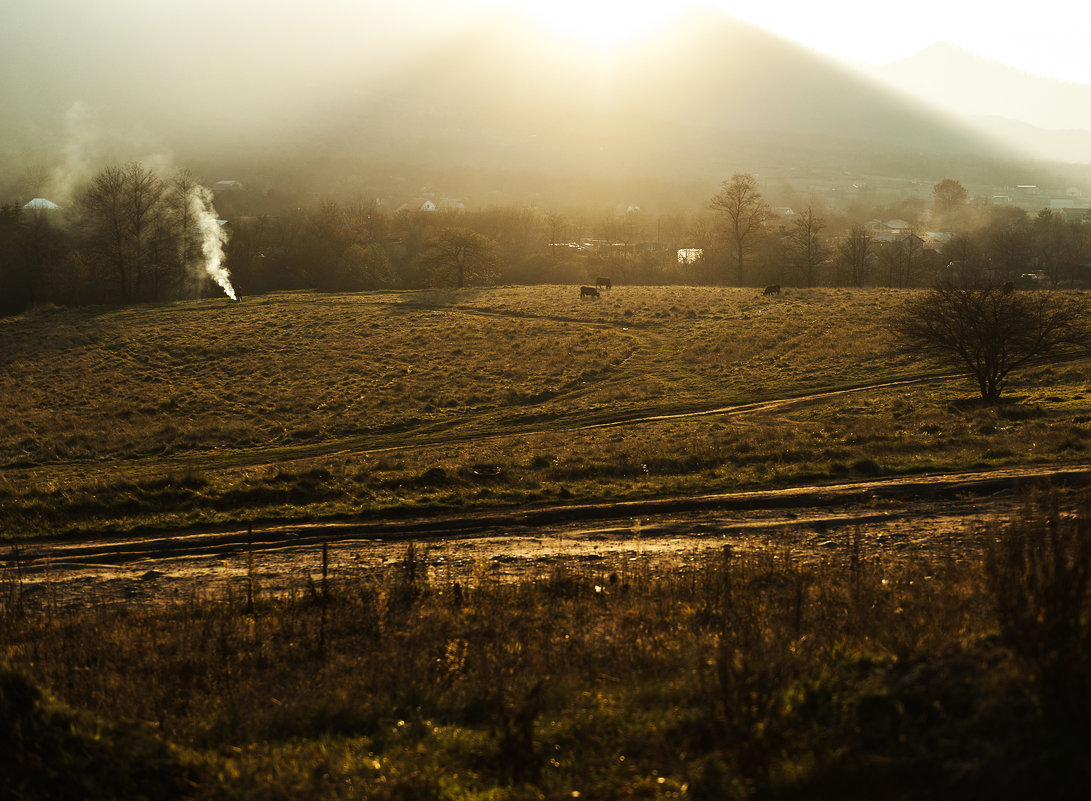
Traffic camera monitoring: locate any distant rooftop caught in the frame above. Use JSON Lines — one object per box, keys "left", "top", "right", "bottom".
{"left": 23, "top": 198, "right": 60, "bottom": 210}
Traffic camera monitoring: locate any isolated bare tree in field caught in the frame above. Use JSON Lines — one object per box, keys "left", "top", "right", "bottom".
{"left": 710, "top": 173, "right": 770, "bottom": 285}
{"left": 891, "top": 279, "right": 1091, "bottom": 402}
{"left": 423, "top": 227, "right": 499, "bottom": 288}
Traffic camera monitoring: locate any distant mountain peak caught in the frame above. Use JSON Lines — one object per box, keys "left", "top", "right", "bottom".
{"left": 873, "top": 44, "right": 1091, "bottom": 160}
{"left": 886, "top": 41, "right": 1029, "bottom": 80}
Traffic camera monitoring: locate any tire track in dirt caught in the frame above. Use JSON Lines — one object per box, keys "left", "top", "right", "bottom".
{"left": 7, "top": 460, "right": 1089, "bottom": 610}
{"left": 11, "top": 460, "right": 1090, "bottom": 573}
{"left": 304, "top": 371, "right": 954, "bottom": 465}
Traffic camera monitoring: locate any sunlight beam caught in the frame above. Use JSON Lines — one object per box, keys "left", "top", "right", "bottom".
{"left": 480, "top": 0, "right": 685, "bottom": 49}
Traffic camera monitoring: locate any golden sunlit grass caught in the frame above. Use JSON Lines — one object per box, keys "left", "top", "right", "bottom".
{"left": 4, "top": 286, "right": 1091, "bottom": 799}
{"left": 3, "top": 285, "right": 1091, "bottom": 537}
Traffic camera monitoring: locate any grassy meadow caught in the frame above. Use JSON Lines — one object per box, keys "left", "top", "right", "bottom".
{"left": 4, "top": 285, "right": 1091, "bottom": 537}
{"left": 4, "top": 285, "right": 1091, "bottom": 799}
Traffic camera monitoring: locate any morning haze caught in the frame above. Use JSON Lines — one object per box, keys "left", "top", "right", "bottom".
{"left": 4, "top": 0, "right": 1090, "bottom": 207}
{"left": 6, "top": 5, "right": 1091, "bottom": 797}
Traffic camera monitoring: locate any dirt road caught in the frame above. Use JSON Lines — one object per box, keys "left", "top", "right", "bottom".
{"left": 5, "top": 461, "right": 1088, "bottom": 611}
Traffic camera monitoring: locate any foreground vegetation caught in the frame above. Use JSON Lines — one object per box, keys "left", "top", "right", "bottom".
{"left": 4, "top": 286, "right": 1091, "bottom": 539}
{"left": 4, "top": 491, "right": 1090, "bottom": 799}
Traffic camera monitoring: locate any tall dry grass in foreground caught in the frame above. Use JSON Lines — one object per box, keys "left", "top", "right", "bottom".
{"left": 3, "top": 491, "right": 1090, "bottom": 800}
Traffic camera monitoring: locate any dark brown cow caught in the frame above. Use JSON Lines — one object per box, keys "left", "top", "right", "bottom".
{"left": 763, "top": 284, "right": 781, "bottom": 296}
{"left": 580, "top": 285, "right": 600, "bottom": 300}
{"left": 1001, "top": 281, "right": 1015, "bottom": 294}
{"left": 596, "top": 276, "right": 612, "bottom": 290}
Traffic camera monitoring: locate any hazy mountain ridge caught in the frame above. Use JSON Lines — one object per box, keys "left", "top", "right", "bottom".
{"left": 352, "top": 11, "right": 1004, "bottom": 147}
{"left": 1, "top": 4, "right": 1083, "bottom": 205}
{"left": 874, "top": 42, "right": 1091, "bottom": 163}
{"left": 307, "top": 10, "right": 1023, "bottom": 192}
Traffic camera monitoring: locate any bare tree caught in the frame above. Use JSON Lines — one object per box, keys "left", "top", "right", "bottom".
{"left": 879, "top": 231, "right": 924, "bottom": 288}
{"left": 122, "top": 162, "right": 168, "bottom": 302}
{"left": 786, "top": 206, "right": 828, "bottom": 287}
{"left": 77, "top": 163, "right": 169, "bottom": 303}
{"left": 545, "top": 213, "right": 567, "bottom": 262}
{"left": 983, "top": 206, "right": 1031, "bottom": 280}
{"left": 78, "top": 165, "right": 129, "bottom": 301}
{"left": 0, "top": 204, "right": 33, "bottom": 314}
{"left": 423, "top": 227, "right": 498, "bottom": 288}
{"left": 835, "top": 224, "right": 872, "bottom": 287}
{"left": 941, "top": 233, "right": 985, "bottom": 281}
{"left": 337, "top": 243, "right": 396, "bottom": 290}
{"left": 891, "top": 279, "right": 1090, "bottom": 402}
{"left": 306, "top": 200, "right": 351, "bottom": 290}
{"left": 1032, "top": 209, "right": 1085, "bottom": 285}
{"left": 171, "top": 169, "right": 202, "bottom": 296}
{"left": 931, "top": 178, "right": 969, "bottom": 228}
{"left": 710, "top": 173, "right": 771, "bottom": 285}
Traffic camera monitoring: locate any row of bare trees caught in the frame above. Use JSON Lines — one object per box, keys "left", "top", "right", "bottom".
{"left": 5, "top": 167, "right": 1091, "bottom": 314}
{"left": 1, "top": 163, "right": 228, "bottom": 312}
{"left": 708, "top": 173, "right": 1091, "bottom": 289}
{"left": 709, "top": 173, "right": 902, "bottom": 288}
{"left": 77, "top": 164, "right": 211, "bottom": 304}
{"left": 221, "top": 201, "right": 717, "bottom": 296}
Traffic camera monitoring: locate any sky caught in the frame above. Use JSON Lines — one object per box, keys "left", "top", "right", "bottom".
{"left": 717, "top": 0, "right": 1091, "bottom": 85}
{"left": 4, "top": 0, "right": 1090, "bottom": 86}
{"left": 475, "top": 0, "right": 1091, "bottom": 86}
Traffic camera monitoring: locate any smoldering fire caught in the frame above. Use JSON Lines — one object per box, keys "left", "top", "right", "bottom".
{"left": 190, "top": 184, "right": 237, "bottom": 301}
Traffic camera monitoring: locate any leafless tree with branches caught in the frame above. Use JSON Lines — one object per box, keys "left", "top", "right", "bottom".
{"left": 890, "top": 279, "right": 1091, "bottom": 402}
{"left": 710, "top": 173, "right": 770, "bottom": 286}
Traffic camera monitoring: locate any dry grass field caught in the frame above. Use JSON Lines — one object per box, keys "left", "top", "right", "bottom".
{"left": 4, "top": 285, "right": 1091, "bottom": 537}
{"left": 4, "top": 285, "right": 1091, "bottom": 799}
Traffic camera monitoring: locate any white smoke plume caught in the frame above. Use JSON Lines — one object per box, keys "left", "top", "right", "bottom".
{"left": 189, "top": 184, "right": 237, "bottom": 300}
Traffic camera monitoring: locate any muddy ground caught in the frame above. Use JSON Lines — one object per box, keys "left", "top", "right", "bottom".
{"left": 5, "top": 462, "right": 1090, "bottom": 612}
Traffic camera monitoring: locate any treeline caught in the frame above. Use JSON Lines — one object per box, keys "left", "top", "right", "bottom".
{"left": 219, "top": 200, "right": 718, "bottom": 297}
{"left": 4, "top": 166, "right": 1091, "bottom": 316}
{"left": 712, "top": 173, "right": 1091, "bottom": 290}
{"left": 1, "top": 164, "right": 235, "bottom": 315}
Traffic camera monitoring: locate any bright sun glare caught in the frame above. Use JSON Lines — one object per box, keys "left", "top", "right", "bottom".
{"left": 493, "top": 0, "right": 684, "bottom": 47}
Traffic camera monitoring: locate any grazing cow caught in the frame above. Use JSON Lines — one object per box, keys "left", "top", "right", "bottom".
{"left": 596, "top": 276, "right": 612, "bottom": 290}
{"left": 580, "top": 285, "right": 600, "bottom": 300}
{"left": 1001, "top": 280, "right": 1015, "bottom": 294}
{"left": 763, "top": 284, "right": 781, "bottom": 296}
